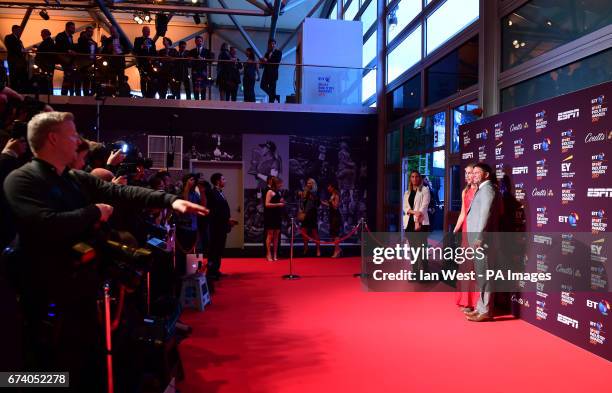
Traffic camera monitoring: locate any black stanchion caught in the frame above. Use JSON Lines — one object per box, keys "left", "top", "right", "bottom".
{"left": 282, "top": 217, "right": 301, "bottom": 280}
{"left": 353, "top": 218, "right": 369, "bottom": 278}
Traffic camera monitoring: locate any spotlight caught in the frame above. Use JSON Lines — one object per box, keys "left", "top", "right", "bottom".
{"left": 191, "top": 0, "right": 198, "bottom": 3}
{"left": 155, "top": 13, "right": 169, "bottom": 37}
{"left": 102, "top": 60, "right": 108, "bottom": 66}
{"left": 388, "top": 9, "right": 398, "bottom": 31}
{"left": 144, "top": 14, "right": 151, "bottom": 22}
{"left": 512, "top": 39, "right": 518, "bottom": 45}
{"left": 193, "top": 14, "right": 201, "bottom": 24}
{"left": 508, "top": 20, "right": 512, "bottom": 26}
{"left": 134, "top": 14, "right": 143, "bottom": 24}
{"left": 546, "top": 20, "right": 552, "bottom": 26}
{"left": 39, "top": 9, "right": 50, "bottom": 20}
{"left": 520, "top": 42, "right": 525, "bottom": 47}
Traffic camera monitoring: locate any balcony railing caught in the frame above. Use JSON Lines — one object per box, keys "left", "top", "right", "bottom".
{"left": 2, "top": 51, "right": 373, "bottom": 106}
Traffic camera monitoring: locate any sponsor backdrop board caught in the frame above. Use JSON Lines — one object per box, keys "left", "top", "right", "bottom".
{"left": 460, "top": 81, "right": 611, "bottom": 360}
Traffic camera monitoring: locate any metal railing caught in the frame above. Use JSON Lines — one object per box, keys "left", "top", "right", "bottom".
{"left": 2, "top": 50, "right": 373, "bottom": 105}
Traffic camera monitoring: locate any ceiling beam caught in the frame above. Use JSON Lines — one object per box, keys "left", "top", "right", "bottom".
{"left": 281, "top": 0, "right": 309, "bottom": 14}
{"left": 218, "top": 0, "right": 263, "bottom": 58}
{"left": 268, "top": 0, "right": 282, "bottom": 42}
{"left": 244, "top": 0, "right": 271, "bottom": 13}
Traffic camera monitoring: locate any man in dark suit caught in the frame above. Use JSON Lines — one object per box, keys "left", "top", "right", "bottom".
{"left": 133, "top": 26, "right": 157, "bottom": 98}
{"left": 175, "top": 41, "right": 191, "bottom": 99}
{"left": 76, "top": 26, "right": 97, "bottom": 96}
{"left": 465, "top": 162, "right": 501, "bottom": 322}
{"left": 189, "top": 35, "right": 211, "bottom": 100}
{"left": 4, "top": 25, "right": 28, "bottom": 93}
{"left": 55, "top": 21, "right": 77, "bottom": 96}
{"left": 260, "top": 38, "right": 282, "bottom": 103}
{"left": 35, "top": 29, "right": 56, "bottom": 95}
{"left": 207, "top": 173, "right": 236, "bottom": 280}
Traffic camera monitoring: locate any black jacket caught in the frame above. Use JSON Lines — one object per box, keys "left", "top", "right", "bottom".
{"left": 133, "top": 36, "right": 156, "bottom": 67}
{"left": 5, "top": 34, "right": 25, "bottom": 64}
{"left": 207, "top": 187, "right": 230, "bottom": 233}
{"left": 262, "top": 48, "right": 282, "bottom": 81}
{"left": 36, "top": 37, "right": 56, "bottom": 70}
{"left": 3, "top": 158, "right": 178, "bottom": 304}
{"left": 190, "top": 46, "right": 211, "bottom": 73}
{"left": 54, "top": 31, "right": 75, "bottom": 53}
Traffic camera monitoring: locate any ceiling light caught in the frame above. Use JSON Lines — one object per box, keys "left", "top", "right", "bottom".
{"left": 520, "top": 42, "right": 525, "bottom": 47}
{"left": 508, "top": 20, "right": 512, "bottom": 26}
{"left": 191, "top": 0, "right": 198, "bottom": 3}
{"left": 144, "top": 14, "right": 151, "bottom": 22}
{"left": 546, "top": 20, "right": 552, "bottom": 26}
{"left": 512, "top": 40, "right": 518, "bottom": 45}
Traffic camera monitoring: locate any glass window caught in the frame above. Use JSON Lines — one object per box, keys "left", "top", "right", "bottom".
{"left": 403, "top": 111, "right": 445, "bottom": 155}
{"left": 426, "top": 35, "right": 478, "bottom": 105}
{"left": 386, "top": 129, "right": 401, "bottom": 165}
{"left": 387, "top": 0, "right": 422, "bottom": 43}
{"left": 369, "top": 101, "right": 377, "bottom": 108}
{"left": 502, "top": 0, "right": 612, "bottom": 70}
{"left": 330, "top": 4, "right": 337, "bottom": 19}
{"left": 501, "top": 48, "right": 612, "bottom": 112}
{"left": 363, "top": 31, "right": 377, "bottom": 67}
{"left": 426, "top": 0, "right": 479, "bottom": 54}
{"left": 387, "top": 25, "right": 422, "bottom": 84}
{"left": 389, "top": 73, "right": 421, "bottom": 121}
{"left": 451, "top": 101, "right": 479, "bottom": 153}
{"left": 450, "top": 164, "right": 462, "bottom": 211}
{"left": 361, "top": 0, "right": 377, "bottom": 35}
{"left": 344, "top": 0, "right": 359, "bottom": 21}
{"left": 362, "top": 69, "right": 377, "bottom": 102}
{"left": 384, "top": 207, "right": 400, "bottom": 231}
{"left": 385, "top": 173, "right": 401, "bottom": 204}
{"left": 402, "top": 152, "right": 445, "bottom": 232}
{"left": 427, "top": 111, "right": 446, "bottom": 148}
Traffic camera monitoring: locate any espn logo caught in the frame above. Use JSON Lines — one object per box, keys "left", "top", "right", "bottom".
{"left": 462, "top": 152, "right": 474, "bottom": 159}
{"left": 557, "top": 313, "right": 579, "bottom": 329}
{"left": 512, "top": 166, "right": 528, "bottom": 175}
{"left": 587, "top": 188, "right": 612, "bottom": 198}
{"left": 557, "top": 109, "right": 579, "bottom": 121}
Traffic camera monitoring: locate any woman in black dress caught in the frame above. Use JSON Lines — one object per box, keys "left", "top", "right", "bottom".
{"left": 322, "top": 183, "right": 342, "bottom": 258}
{"left": 243, "top": 47, "right": 259, "bottom": 102}
{"left": 264, "top": 176, "right": 285, "bottom": 261}
{"left": 299, "top": 178, "right": 321, "bottom": 256}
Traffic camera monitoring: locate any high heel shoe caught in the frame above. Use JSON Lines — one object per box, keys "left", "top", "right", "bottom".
{"left": 316, "top": 249, "right": 321, "bottom": 257}
{"left": 331, "top": 250, "right": 343, "bottom": 258}
{"left": 266, "top": 255, "right": 273, "bottom": 262}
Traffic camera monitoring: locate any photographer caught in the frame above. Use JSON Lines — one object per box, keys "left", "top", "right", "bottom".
{"left": 3, "top": 111, "right": 208, "bottom": 391}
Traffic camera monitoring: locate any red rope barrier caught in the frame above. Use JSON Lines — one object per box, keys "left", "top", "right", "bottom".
{"left": 294, "top": 220, "right": 363, "bottom": 244}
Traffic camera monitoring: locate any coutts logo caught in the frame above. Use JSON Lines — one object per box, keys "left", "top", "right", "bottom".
{"left": 532, "top": 188, "right": 553, "bottom": 197}
{"left": 585, "top": 132, "right": 607, "bottom": 143}
{"left": 510, "top": 122, "right": 528, "bottom": 132}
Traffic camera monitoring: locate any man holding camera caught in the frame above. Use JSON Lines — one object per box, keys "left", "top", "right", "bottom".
{"left": 3, "top": 111, "right": 208, "bottom": 391}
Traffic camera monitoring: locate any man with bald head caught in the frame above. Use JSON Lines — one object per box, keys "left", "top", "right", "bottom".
{"left": 3, "top": 111, "right": 208, "bottom": 389}
{"left": 133, "top": 26, "right": 157, "bottom": 97}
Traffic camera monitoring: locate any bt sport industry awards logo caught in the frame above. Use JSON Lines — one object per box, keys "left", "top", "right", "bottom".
{"left": 589, "top": 321, "right": 606, "bottom": 346}
{"left": 536, "top": 159, "right": 549, "bottom": 180}
{"left": 478, "top": 145, "right": 487, "bottom": 161}
{"left": 536, "top": 300, "right": 548, "bottom": 320}
{"left": 591, "top": 152, "right": 607, "bottom": 179}
{"left": 494, "top": 121, "right": 504, "bottom": 140}
{"left": 591, "top": 95, "right": 608, "bottom": 123}
{"left": 559, "top": 212, "right": 579, "bottom": 228}
{"left": 514, "top": 137, "right": 525, "bottom": 158}
{"left": 561, "top": 129, "right": 575, "bottom": 152}
{"left": 495, "top": 163, "right": 505, "bottom": 180}
{"left": 562, "top": 181, "right": 575, "bottom": 204}
{"left": 462, "top": 129, "right": 471, "bottom": 147}
{"left": 535, "top": 110, "right": 548, "bottom": 132}
{"left": 514, "top": 182, "right": 525, "bottom": 201}
{"left": 591, "top": 265, "right": 607, "bottom": 290}
{"left": 536, "top": 206, "right": 549, "bottom": 227}
{"left": 561, "top": 291, "right": 575, "bottom": 306}
{"left": 591, "top": 209, "right": 607, "bottom": 234}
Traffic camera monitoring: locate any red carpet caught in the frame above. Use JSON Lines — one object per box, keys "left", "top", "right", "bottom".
{"left": 179, "top": 257, "right": 610, "bottom": 393}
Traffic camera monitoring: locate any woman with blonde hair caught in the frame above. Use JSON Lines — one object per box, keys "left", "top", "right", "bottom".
{"left": 453, "top": 163, "right": 479, "bottom": 311}
{"left": 403, "top": 170, "right": 431, "bottom": 274}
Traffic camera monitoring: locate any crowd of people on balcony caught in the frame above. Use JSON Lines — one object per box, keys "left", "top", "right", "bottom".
{"left": 3, "top": 23, "right": 283, "bottom": 102}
